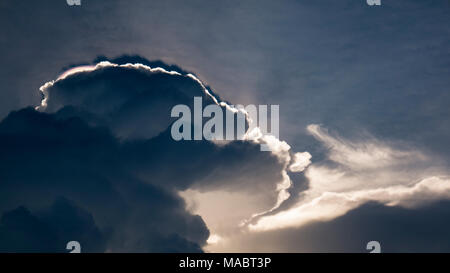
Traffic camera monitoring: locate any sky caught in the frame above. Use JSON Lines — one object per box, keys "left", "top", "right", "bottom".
{"left": 0, "top": 0, "right": 449, "bottom": 252}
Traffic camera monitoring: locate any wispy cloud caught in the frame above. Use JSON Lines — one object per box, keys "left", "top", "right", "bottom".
{"left": 249, "top": 124, "right": 450, "bottom": 231}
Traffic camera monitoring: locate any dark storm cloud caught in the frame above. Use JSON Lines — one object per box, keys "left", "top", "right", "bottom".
{"left": 0, "top": 59, "right": 288, "bottom": 252}
{"left": 0, "top": 107, "right": 209, "bottom": 252}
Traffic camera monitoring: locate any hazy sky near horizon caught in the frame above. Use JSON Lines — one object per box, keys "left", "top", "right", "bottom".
{"left": 0, "top": 0, "right": 449, "bottom": 252}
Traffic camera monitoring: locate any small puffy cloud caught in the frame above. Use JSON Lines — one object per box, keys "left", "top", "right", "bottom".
{"left": 289, "top": 152, "right": 312, "bottom": 172}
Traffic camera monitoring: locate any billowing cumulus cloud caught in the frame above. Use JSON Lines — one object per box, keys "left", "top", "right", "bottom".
{"left": 0, "top": 57, "right": 311, "bottom": 252}
{"left": 36, "top": 59, "right": 299, "bottom": 197}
